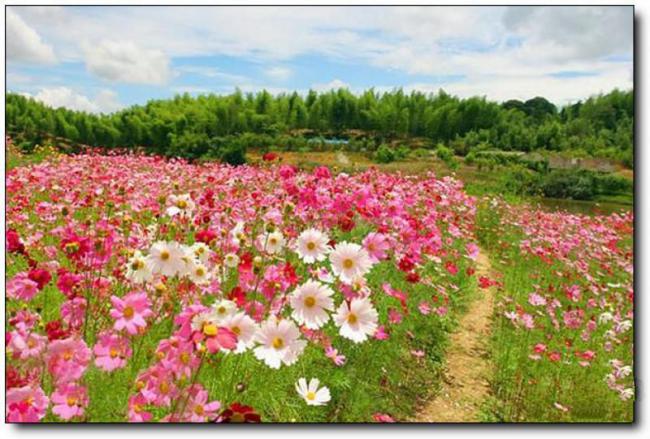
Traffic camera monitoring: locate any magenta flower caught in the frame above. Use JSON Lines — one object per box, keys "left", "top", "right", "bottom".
{"left": 7, "top": 272, "right": 40, "bottom": 302}
{"left": 93, "top": 332, "right": 132, "bottom": 372}
{"left": 6, "top": 385, "right": 49, "bottom": 422}
{"left": 182, "top": 384, "right": 221, "bottom": 422}
{"left": 110, "top": 292, "right": 153, "bottom": 335}
{"left": 51, "top": 383, "right": 88, "bottom": 420}
{"left": 46, "top": 337, "right": 91, "bottom": 384}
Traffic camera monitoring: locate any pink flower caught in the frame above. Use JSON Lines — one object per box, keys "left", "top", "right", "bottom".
{"left": 51, "top": 383, "right": 88, "bottom": 420}
{"left": 363, "top": 232, "right": 389, "bottom": 262}
{"left": 110, "top": 292, "right": 153, "bottom": 335}
{"left": 6, "top": 385, "right": 49, "bottom": 422}
{"left": 46, "top": 337, "right": 91, "bottom": 384}
{"left": 93, "top": 332, "right": 132, "bottom": 372}
{"left": 182, "top": 384, "right": 221, "bottom": 422}
{"left": 56, "top": 270, "right": 83, "bottom": 298}
{"left": 7, "top": 272, "right": 40, "bottom": 301}
{"left": 466, "top": 242, "right": 479, "bottom": 260}
{"left": 128, "top": 394, "right": 152, "bottom": 422}
{"left": 563, "top": 309, "right": 584, "bottom": 330}
{"left": 418, "top": 301, "right": 431, "bottom": 315}
{"left": 374, "top": 325, "right": 390, "bottom": 340}
{"left": 373, "top": 412, "right": 396, "bottom": 423}
{"left": 9, "top": 330, "right": 47, "bottom": 359}
{"left": 60, "top": 297, "right": 87, "bottom": 329}
{"left": 388, "top": 308, "right": 403, "bottom": 324}
{"left": 325, "top": 346, "right": 346, "bottom": 366}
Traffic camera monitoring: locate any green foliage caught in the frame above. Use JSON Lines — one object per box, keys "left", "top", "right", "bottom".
{"left": 374, "top": 144, "right": 397, "bottom": 163}
{"left": 5, "top": 88, "right": 633, "bottom": 166}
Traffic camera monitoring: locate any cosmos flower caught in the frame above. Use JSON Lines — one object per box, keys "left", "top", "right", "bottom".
{"left": 296, "top": 229, "right": 330, "bottom": 263}
{"left": 289, "top": 280, "right": 335, "bottom": 329}
{"left": 253, "top": 318, "right": 307, "bottom": 369}
{"left": 329, "top": 242, "right": 373, "bottom": 284}
{"left": 333, "top": 297, "right": 379, "bottom": 343}
{"left": 295, "top": 378, "right": 331, "bottom": 406}
{"left": 110, "top": 292, "right": 154, "bottom": 335}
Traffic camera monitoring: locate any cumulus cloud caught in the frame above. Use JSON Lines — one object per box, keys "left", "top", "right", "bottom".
{"left": 25, "top": 87, "right": 123, "bottom": 113}
{"left": 84, "top": 40, "right": 171, "bottom": 85}
{"left": 265, "top": 66, "right": 293, "bottom": 82}
{"left": 6, "top": 8, "right": 56, "bottom": 64}
{"left": 311, "top": 79, "right": 351, "bottom": 92}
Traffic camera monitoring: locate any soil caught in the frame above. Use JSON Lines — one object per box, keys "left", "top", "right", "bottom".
{"left": 412, "top": 249, "right": 496, "bottom": 423}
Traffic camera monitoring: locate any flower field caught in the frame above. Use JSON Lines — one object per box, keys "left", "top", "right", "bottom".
{"left": 6, "top": 151, "right": 479, "bottom": 422}
{"left": 478, "top": 198, "right": 634, "bottom": 422}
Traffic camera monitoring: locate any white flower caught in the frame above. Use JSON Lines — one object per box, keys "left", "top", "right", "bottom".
{"left": 253, "top": 318, "right": 306, "bottom": 369}
{"left": 329, "top": 242, "right": 372, "bottom": 284}
{"left": 259, "top": 231, "right": 285, "bottom": 255}
{"left": 289, "top": 280, "right": 335, "bottom": 329}
{"left": 295, "top": 378, "right": 331, "bottom": 406}
{"left": 147, "top": 241, "right": 185, "bottom": 277}
{"left": 210, "top": 300, "right": 238, "bottom": 323}
{"left": 191, "top": 242, "right": 211, "bottom": 264}
{"left": 188, "top": 261, "right": 211, "bottom": 285}
{"left": 125, "top": 250, "right": 153, "bottom": 283}
{"left": 620, "top": 388, "right": 634, "bottom": 401}
{"left": 230, "top": 221, "right": 247, "bottom": 246}
{"left": 334, "top": 297, "right": 378, "bottom": 343}
{"left": 221, "top": 312, "right": 258, "bottom": 353}
{"left": 166, "top": 193, "right": 195, "bottom": 218}
{"left": 224, "top": 253, "right": 240, "bottom": 268}
{"left": 296, "top": 229, "right": 330, "bottom": 264}
{"left": 598, "top": 312, "right": 614, "bottom": 324}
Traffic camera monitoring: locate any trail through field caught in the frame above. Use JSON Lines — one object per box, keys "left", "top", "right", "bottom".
{"left": 412, "top": 248, "right": 495, "bottom": 422}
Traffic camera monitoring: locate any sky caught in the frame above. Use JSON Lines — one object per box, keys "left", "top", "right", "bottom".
{"left": 6, "top": 5, "right": 634, "bottom": 114}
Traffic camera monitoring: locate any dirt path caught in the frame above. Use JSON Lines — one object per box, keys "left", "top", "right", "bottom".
{"left": 412, "top": 249, "right": 495, "bottom": 422}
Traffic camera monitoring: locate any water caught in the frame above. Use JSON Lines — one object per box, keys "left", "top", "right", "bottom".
{"left": 533, "top": 197, "right": 632, "bottom": 216}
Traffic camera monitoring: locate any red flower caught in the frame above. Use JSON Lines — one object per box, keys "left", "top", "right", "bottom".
{"left": 45, "top": 319, "right": 71, "bottom": 341}
{"left": 338, "top": 216, "right": 355, "bottom": 232}
{"left": 7, "top": 229, "right": 25, "bottom": 254}
{"left": 398, "top": 256, "right": 415, "bottom": 272}
{"left": 216, "top": 402, "right": 261, "bottom": 423}
{"left": 405, "top": 271, "right": 420, "bottom": 283}
{"left": 262, "top": 152, "right": 278, "bottom": 162}
{"left": 195, "top": 228, "right": 217, "bottom": 244}
{"left": 28, "top": 268, "right": 52, "bottom": 290}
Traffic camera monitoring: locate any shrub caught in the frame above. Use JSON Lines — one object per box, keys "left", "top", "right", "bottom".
{"left": 219, "top": 143, "right": 247, "bottom": 166}
{"left": 374, "top": 144, "right": 396, "bottom": 163}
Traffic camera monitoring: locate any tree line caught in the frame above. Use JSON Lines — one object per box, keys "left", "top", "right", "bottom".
{"left": 6, "top": 87, "right": 633, "bottom": 166}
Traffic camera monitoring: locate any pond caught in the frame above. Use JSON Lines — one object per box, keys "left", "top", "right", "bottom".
{"left": 532, "top": 197, "right": 632, "bottom": 216}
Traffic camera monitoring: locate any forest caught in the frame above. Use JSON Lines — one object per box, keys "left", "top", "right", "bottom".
{"left": 6, "top": 88, "right": 633, "bottom": 167}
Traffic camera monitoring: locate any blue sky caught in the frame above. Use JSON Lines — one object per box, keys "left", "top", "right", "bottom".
{"left": 6, "top": 5, "right": 633, "bottom": 113}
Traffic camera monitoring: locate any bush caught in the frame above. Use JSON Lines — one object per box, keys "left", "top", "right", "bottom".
{"left": 374, "top": 144, "right": 396, "bottom": 163}
{"left": 219, "top": 143, "right": 247, "bottom": 166}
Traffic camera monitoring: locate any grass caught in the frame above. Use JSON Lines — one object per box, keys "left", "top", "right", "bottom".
{"left": 475, "top": 202, "right": 634, "bottom": 422}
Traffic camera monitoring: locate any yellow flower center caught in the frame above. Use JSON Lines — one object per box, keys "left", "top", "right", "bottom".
{"left": 231, "top": 326, "right": 241, "bottom": 335}
{"left": 306, "top": 391, "right": 316, "bottom": 401}
{"left": 180, "top": 352, "right": 190, "bottom": 364}
{"left": 195, "top": 267, "right": 206, "bottom": 277}
{"left": 306, "top": 241, "right": 316, "bottom": 251}
{"left": 131, "top": 259, "right": 144, "bottom": 271}
{"left": 159, "top": 381, "right": 169, "bottom": 394}
{"left": 63, "top": 350, "right": 73, "bottom": 361}
{"left": 304, "top": 296, "right": 316, "bottom": 308}
{"left": 347, "top": 313, "right": 358, "bottom": 324}
{"left": 269, "top": 238, "right": 278, "bottom": 245}
{"left": 123, "top": 306, "right": 135, "bottom": 319}
{"left": 160, "top": 250, "right": 170, "bottom": 261}
{"left": 203, "top": 323, "right": 218, "bottom": 336}
{"left": 110, "top": 348, "right": 119, "bottom": 358}
{"left": 272, "top": 336, "right": 284, "bottom": 350}
{"left": 194, "top": 405, "right": 205, "bottom": 415}
{"left": 230, "top": 412, "right": 246, "bottom": 422}
{"left": 67, "top": 396, "right": 78, "bottom": 407}
{"left": 27, "top": 338, "right": 36, "bottom": 348}
{"left": 176, "top": 199, "right": 188, "bottom": 209}
{"left": 343, "top": 258, "right": 354, "bottom": 270}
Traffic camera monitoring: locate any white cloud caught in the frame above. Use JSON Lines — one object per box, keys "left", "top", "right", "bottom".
{"left": 265, "top": 66, "right": 293, "bottom": 82}
{"left": 311, "top": 79, "right": 351, "bottom": 92}
{"left": 24, "top": 87, "right": 123, "bottom": 113}
{"left": 6, "top": 8, "right": 56, "bottom": 64}
{"left": 6, "top": 6, "right": 634, "bottom": 104}
{"left": 84, "top": 40, "right": 171, "bottom": 85}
